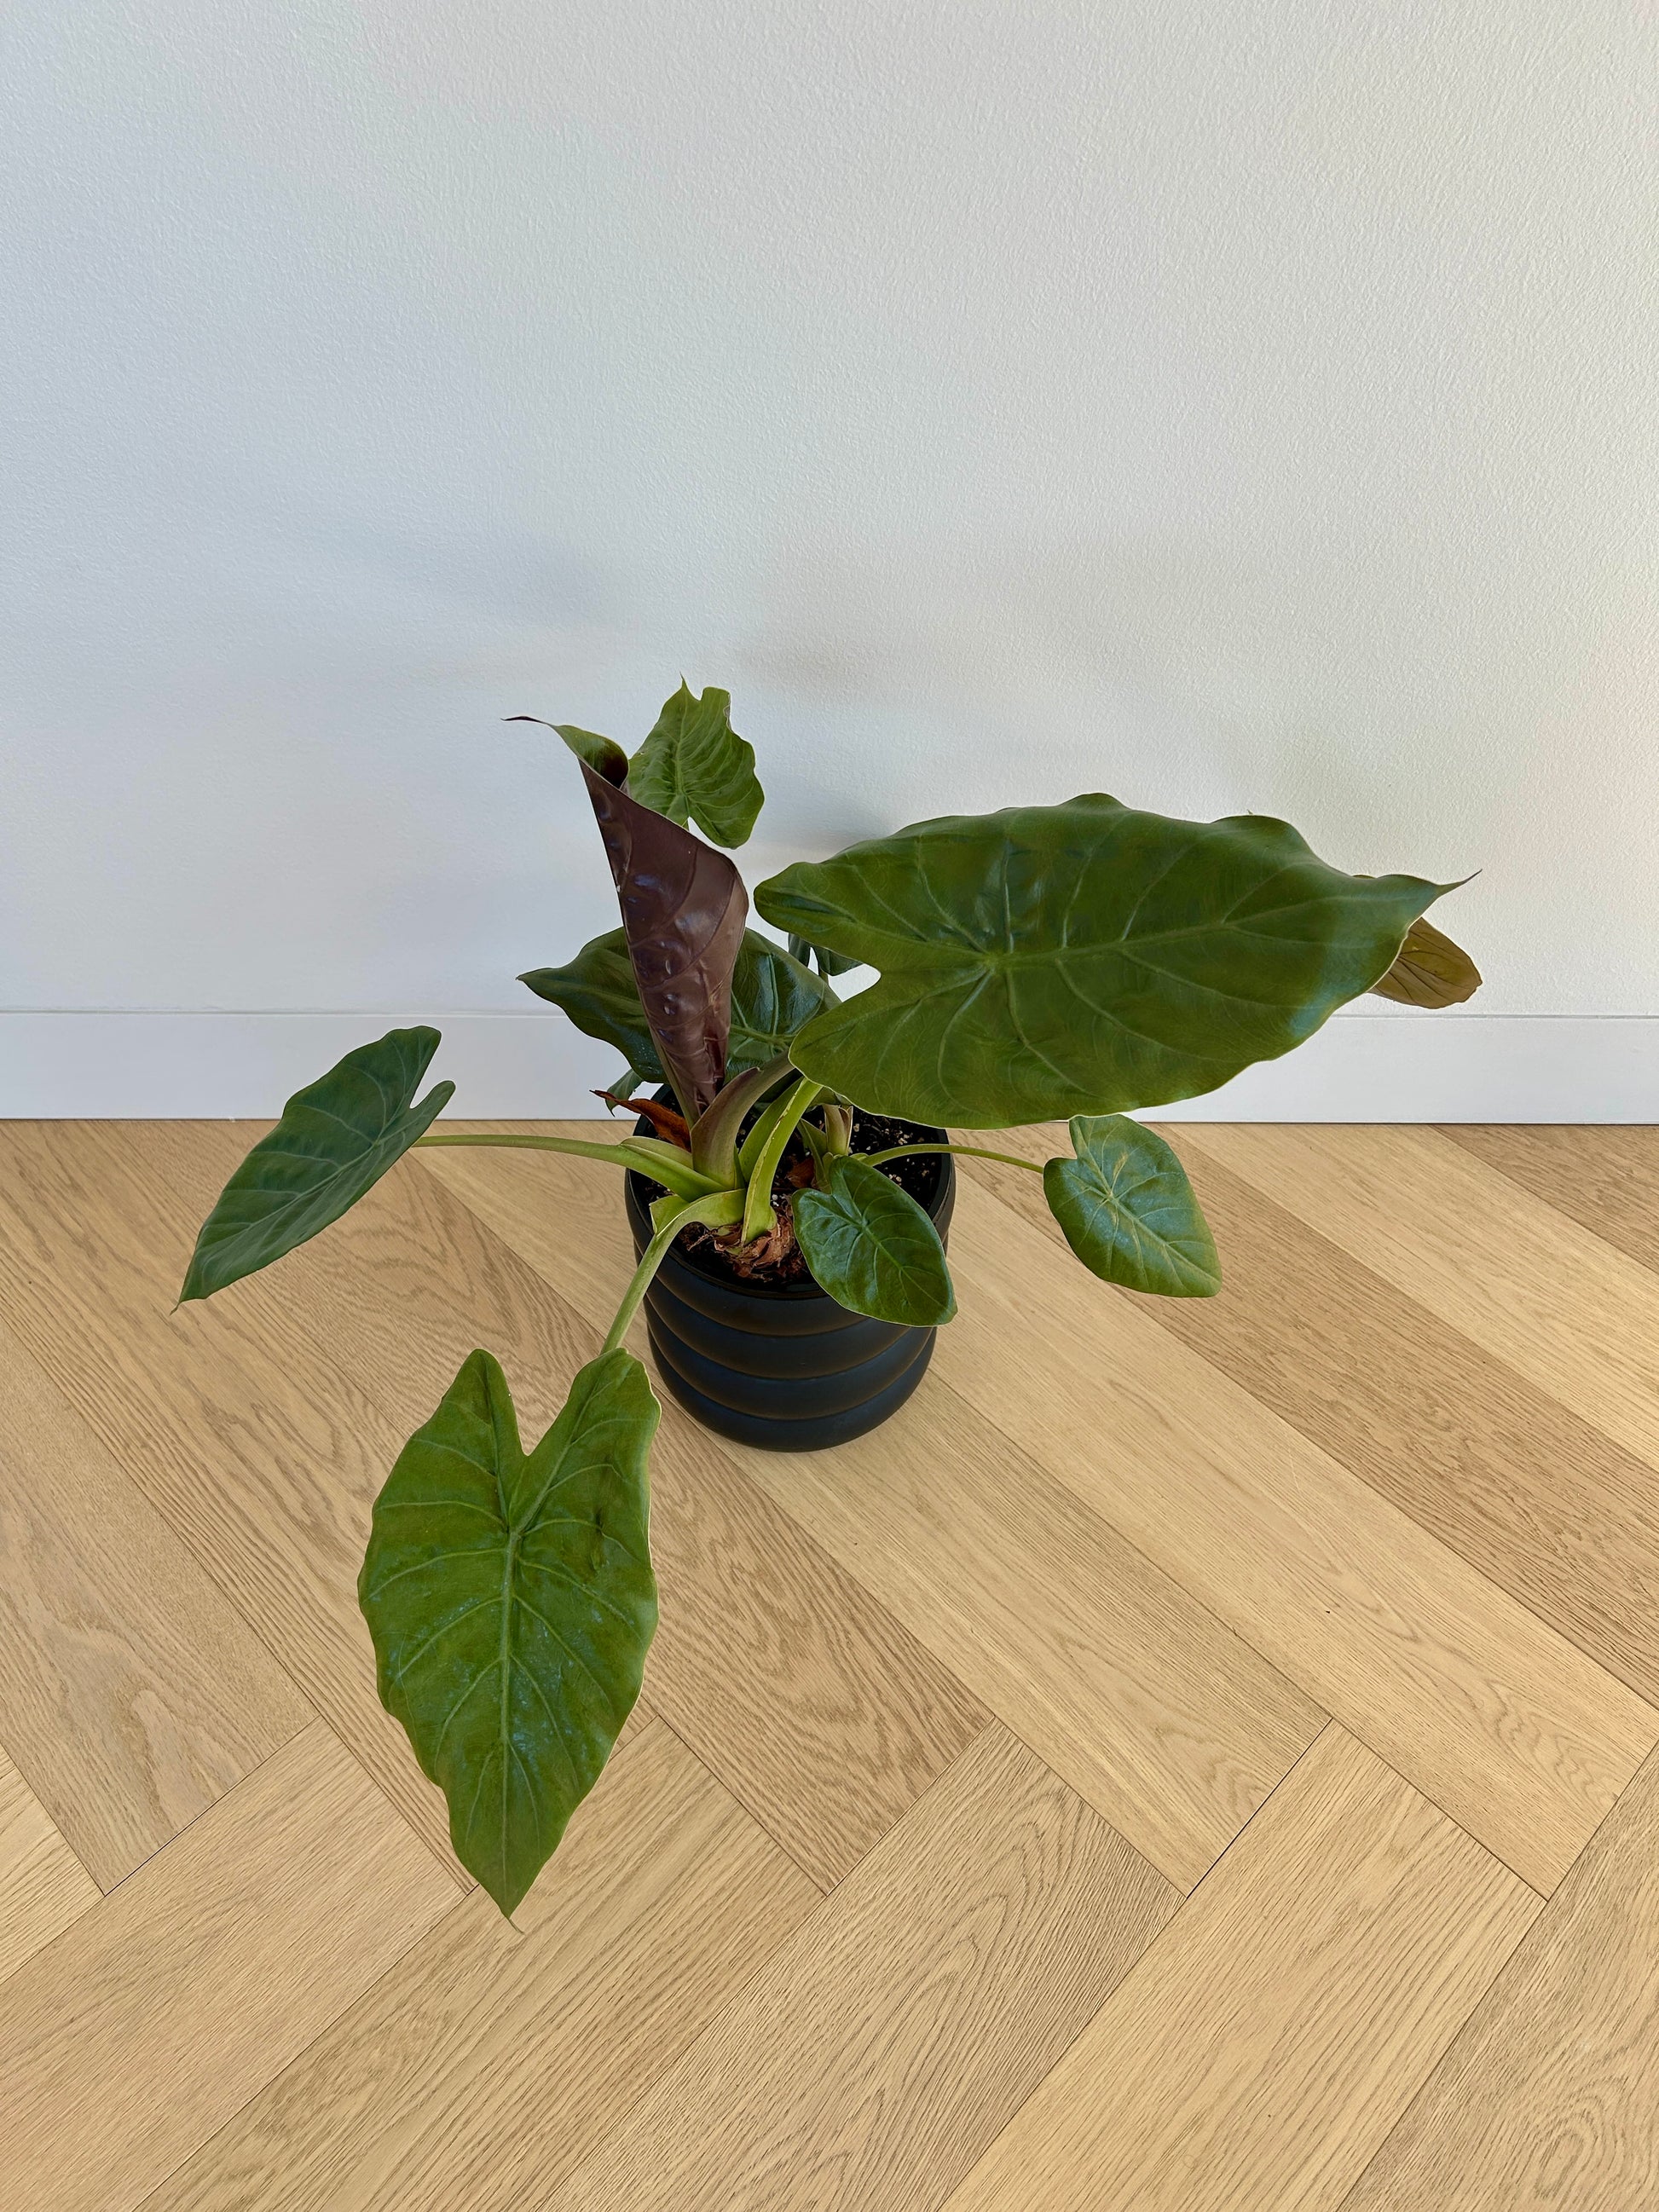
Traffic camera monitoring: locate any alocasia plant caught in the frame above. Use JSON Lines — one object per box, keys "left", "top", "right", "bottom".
{"left": 181, "top": 681, "right": 1481, "bottom": 1912}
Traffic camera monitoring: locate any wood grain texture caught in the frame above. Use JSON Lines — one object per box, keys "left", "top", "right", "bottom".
{"left": 1442, "top": 1123, "right": 1659, "bottom": 1277}
{"left": 0, "top": 1742, "right": 99, "bottom": 1983}
{"left": 733, "top": 1374, "right": 1322, "bottom": 1890}
{"left": 147, "top": 1720, "right": 818, "bottom": 2212}
{"left": 1179, "top": 1123, "right": 1659, "bottom": 1474}
{"left": 544, "top": 1724, "right": 1178, "bottom": 2212}
{"left": 968, "top": 1126, "right": 1659, "bottom": 1707}
{"left": 0, "top": 1721, "right": 460, "bottom": 2212}
{"left": 5, "top": 1114, "right": 1657, "bottom": 2203}
{"left": 933, "top": 1164, "right": 1657, "bottom": 1892}
{"left": 0, "top": 1314, "right": 310, "bottom": 1887}
{"left": 1342, "top": 1742, "right": 1659, "bottom": 2210}
{"left": 413, "top": 1129, "right": 991, "bottom": 1886}
{"left": 945, "top": 1727, "right": 1540, "bottom": 2212}
{"left": 0, "top": 1121, "right": 467, "bottom": 1870}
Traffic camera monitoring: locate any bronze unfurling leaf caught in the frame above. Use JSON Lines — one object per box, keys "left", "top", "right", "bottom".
{"left": 581, "top": 762, "right": 747, "bottom": 1121}
{"left": 1369, "top": 916, "right": 1483, "bottom": 1008}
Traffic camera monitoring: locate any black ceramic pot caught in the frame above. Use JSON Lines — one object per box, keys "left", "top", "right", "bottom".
{"left": 622, "top": 1119, "right": 955, "bottom": 1451}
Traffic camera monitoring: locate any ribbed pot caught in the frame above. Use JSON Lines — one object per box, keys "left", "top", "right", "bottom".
{"left": 622, "top": 1126, "right": 955, "bottom": 1451}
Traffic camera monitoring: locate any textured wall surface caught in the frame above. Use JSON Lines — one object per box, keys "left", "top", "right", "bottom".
{"left": 3, "top": 6, "right": 1654, "bottom": 1094}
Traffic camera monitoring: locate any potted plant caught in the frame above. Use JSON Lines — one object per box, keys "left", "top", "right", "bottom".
{"left": 179, "top": 682, "right": 1480, "bottom": 1914}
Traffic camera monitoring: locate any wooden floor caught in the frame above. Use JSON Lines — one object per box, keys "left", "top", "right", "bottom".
{"left": 3, "top": 1120, "right": 1658, "bottom": 2209}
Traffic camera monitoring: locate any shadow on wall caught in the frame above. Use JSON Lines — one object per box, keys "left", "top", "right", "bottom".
{"left": 737, "top": 532, "right": 1590, "bottom": 862}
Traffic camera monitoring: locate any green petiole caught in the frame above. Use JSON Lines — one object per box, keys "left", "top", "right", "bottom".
{"left": 739, "top": 1076, "right": 824, "bottom": 1244}
{"left": 602, "top": 1187, "right": 745, "bottom": 1355}
{"left": 858, "top": 1141, "right": 1045, "bottom": 1175}
{"left": 413, "top": 1129, "right": 721, "bottom": 1202}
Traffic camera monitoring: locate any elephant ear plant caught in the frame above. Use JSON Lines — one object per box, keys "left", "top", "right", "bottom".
{"left": 179, "top": 681, "right": 1481, "bottom": 1914}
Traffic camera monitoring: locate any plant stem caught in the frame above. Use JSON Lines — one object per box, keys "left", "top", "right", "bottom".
{"left": 858, "top": 1141, "right": 1046, "bottom": 1175}
{"left": 412, "top": 1129, "right": 720, "bottom": 1200}
{"left": 602, "top": 1188, "right": 744, "bottom": 1356}
{"left": 688, "top": 1054, "right": 795, "bottom": 1185}
{"left": 740, "top": 1076, "right": 824, "bottom": 1243}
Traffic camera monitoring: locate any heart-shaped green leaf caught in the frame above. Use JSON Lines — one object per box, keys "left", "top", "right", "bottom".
{"left": 757, "top": 797, "right": 1454, "bottom": 1126}
{"left": 1367, "top": 915, "right": 1483, "bottom": 1008}
{"left": 792, "top": 1154, "right": 957, "bottom": 1326}
{"left": 522, "top": 929, "right": 832, "bottom": 1084}
{"left": 359, "top": 1346, "right": 659, "bottom": 1916}
{"left": 503, "top": 715, "right": 629, "bottom": 786}
{"left": 1043, "top": 1115, "right": 1221, "bottom": 1297}
{"left": 627, "top": 682, "right": 764, "bottom": 846}
{"left": 179, "top": 1027, "right": 454, "bottom": 1303}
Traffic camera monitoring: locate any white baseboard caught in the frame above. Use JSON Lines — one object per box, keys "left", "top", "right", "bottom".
{"left": 2, "top": 1010, "right": 1656, "bottom": 1121}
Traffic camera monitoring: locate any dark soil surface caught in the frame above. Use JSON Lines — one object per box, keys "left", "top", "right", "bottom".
{"left": 629, "top": 1100, "right": 948, "bottom": 1289}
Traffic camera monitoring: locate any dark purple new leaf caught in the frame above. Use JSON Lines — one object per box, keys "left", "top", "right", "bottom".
{"left": 581, "top": 762, "right": 748, "bottom": 1122}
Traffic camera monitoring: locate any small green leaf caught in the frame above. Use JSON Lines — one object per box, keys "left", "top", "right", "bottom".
{"left": 359, "top": 1347, "right": 658, "bottom": 1916}
{"left": 521, "top": 933, "right": 662, "bottom": 1080}
{"left": 1043, "top": 1116, "right": 1220, "bottom": 1297}
{"left": 788, "top": 932, "right": 858, "bottom": 979}
{"left": 627, "top": 683, "right": 764, "bottom": 846}
{"left": 758, "top": 797, "right": 1454, "bottom": 1126}
{"left": 522, "top": 929, "right": 831, "bottom": 1084}
{"left": 1368, "top": 915, "right": 1483, "bottom": 1008}
{"left": 503, "top": 716, "right": 628, "bottom": 785}
{"left": 792, "top": 1154, "right": 956, "bottom": 1326}
{"left": 179, "top": 1027, "right": 454, "bottom": 1303}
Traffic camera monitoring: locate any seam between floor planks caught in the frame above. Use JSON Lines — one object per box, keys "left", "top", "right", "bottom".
{"left": 5, "top": 1120, "right": 1656, "bottom": 2209}
{"left": 934, "top": 1152, "right": 1659, "bottom": 1894}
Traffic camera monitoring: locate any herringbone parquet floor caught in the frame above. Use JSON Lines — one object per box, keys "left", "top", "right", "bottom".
{"left": 3, "top": 1118, "right": 1658, "bottom": 2209}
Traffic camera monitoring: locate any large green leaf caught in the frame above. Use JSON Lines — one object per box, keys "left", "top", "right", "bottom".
{"left": 627, "top": 682, "right": 764, "bottom": 846}
{"left": 1043, "top": 1115, "right": 1220, "bottom": 1297}
{"left": 788, "top": 932, "right": 858, "bottom": 980}
{"left": 756, "top": 797, "right": 1454, "bottom": 1126}
{"left": 359, "top": 1346, "right": 658, "bottom": 1916}
{"left": 179, "top": 1027, "right": 454, "bottom": 1303}
{"left": 522, "top": 928, "right": 831, "bottom": 1085}
{"left": 792, "top": 1154, "right": 956, "bottom": 1326}
{"left": 729, "top": 933, "right": 835, "bottom": 1066}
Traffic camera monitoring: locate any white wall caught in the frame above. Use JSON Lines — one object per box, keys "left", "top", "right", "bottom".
{"left": 3, "top": 3, "right": 1655, "bottom": 1114}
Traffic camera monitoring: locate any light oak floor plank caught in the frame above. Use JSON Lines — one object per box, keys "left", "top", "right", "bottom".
{"left": 145, "top": 1720, "right": 819, "bottom": 2212}
{"left": 0, "top": 1313, "right": 311, "bottom": 1887}
{"left": 0, "top": 1742, "right": 100, "bottom": 1984}
{"left": 544, "top": 1724, "right": 1178, "bottom": 2212}
{"left": 423, "top": 1126, "right": 1321, "bottom": 1891}
{"left": 968, "top": 1126, "right": 1659, "bottom": 1707}
{"left": 0, "top": 1121, "right": 467, "bottom": 1871}
{"left": 132, "top": 1118, "right": 987, "bottom": 1893}
{"left": 6, "top": 1117, "right": 1656, "bottom": 2202}
{"left": 1442, "top": 1123, "right": 1659, "bottom": 1278}
{"left": 944, "top": 1726, "right": 1540, "bottom": 2212}
{"left": 931, "top": 1164, "right": 1658, "bottom": 1893}
{"left": 1180, "top": 1123, "right": 1659, "bottom": 1474}
{"left": 1341, "top": 1741, "right": 1659, "bottom": 2210}
{"left": 729, "top": 1379, "right": 1324, "bottom": 1891}
{"left": 0, "top": 1721, "right": 461, "bottom": 2212}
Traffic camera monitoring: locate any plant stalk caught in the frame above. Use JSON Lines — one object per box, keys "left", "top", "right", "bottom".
{"left": 858, "top": 1141, "right": 1046, "bottom": 1175}
{"left": 602, "top": 1188, "right": 745, "bottom": 1355}
{"left": 412, "top": 1129, "right": 720, "bottom": 1200}
{"left": 739, "top": 1077, "right": 824, "bottom": 1244}
{"left": 688, "top": 1054, "right": 795, "bottom": 1186}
